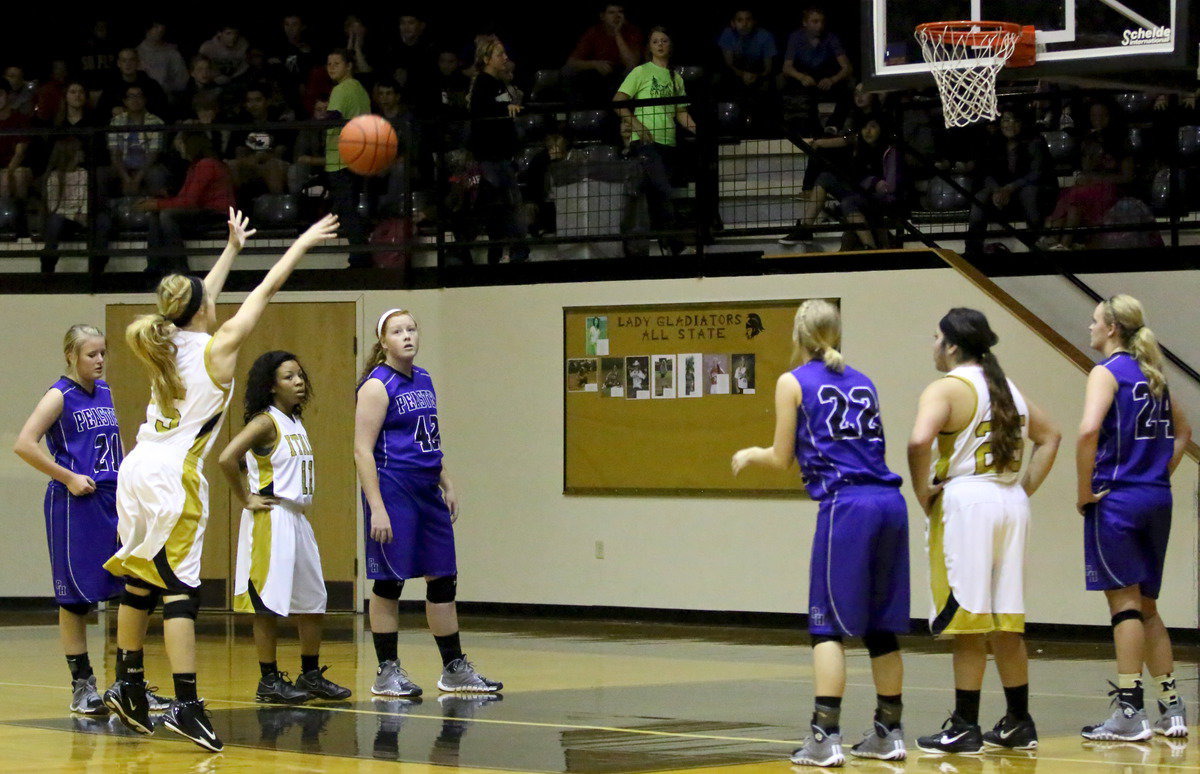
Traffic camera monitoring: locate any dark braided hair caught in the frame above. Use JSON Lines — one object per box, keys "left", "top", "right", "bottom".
{"left": 939, "top": 308, "right": 1022, "bottom": 474}
{"left": 243, "top": 350, "right": 312, "bottom": 423}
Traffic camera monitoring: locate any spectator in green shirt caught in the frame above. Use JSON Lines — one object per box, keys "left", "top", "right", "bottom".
{"left": 325, "top": 48, "right": 372, "bottom": 267}
{"left": 614, "top": 27, "right": 695, "bottom": 255}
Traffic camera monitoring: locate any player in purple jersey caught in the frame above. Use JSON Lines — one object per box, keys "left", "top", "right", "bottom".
{"left": 732, "top": 300, "right": 908, "bottom": 766}
{"left": 13, "top": 325, "right": 125, "bottom": 714}
{"left": 355, "top": 309, "right": 502, "bottom": 697}
{"left": 1077, "top": 295, "right": 1192, "bottom": 741}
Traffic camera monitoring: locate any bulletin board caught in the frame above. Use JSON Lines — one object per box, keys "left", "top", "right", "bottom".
{"left": 564, "top": 299, "right": 832, "bottom": 496}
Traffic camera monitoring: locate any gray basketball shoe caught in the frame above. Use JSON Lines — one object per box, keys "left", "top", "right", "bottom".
{"left": 850, "top": 721, "right": 906, "bottom": 761}
{"left": 70, "top": 675, "right": 107, "bottom": 715}
{"left": 790, "top": 725, "right": 845, "bottom": 767}
{"left": 1154, "top": 700, "right": 1189, "bottom": 738}
{"left": 1082, "top": 694, "right": 1153, "bottom": 742}
{"left": 371, "top": 660, "right": 423, "bottom": 697}
{"left": 437, "top": 656, "right": 503, "bottom": 693}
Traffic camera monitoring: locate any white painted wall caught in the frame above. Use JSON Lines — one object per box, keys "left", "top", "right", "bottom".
{"left": 1, "top": 268, "right": 1195, "bottom": 630}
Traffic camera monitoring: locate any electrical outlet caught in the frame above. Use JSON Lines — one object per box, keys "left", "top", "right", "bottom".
{"left": 594, "top": 540, "right": 605, "bottom": 559}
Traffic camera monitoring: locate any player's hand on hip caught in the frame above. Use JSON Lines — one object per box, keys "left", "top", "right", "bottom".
{"left": 370, "top": 514, "right": 393, "bottom": 544}
{"left": 227, "top": 207, "right": 256, "bottom": 250}
{"left": 246, "top": 493, "right": 278, "bottom": 513}
{"left": 1076, "top": 489, "right": 1108, "bottom": 516}
{"left": 918, "top": 483, "right": 944, "bottom": 515}
{"left": 67, "top": 473, "right": 96, "bottom": 497}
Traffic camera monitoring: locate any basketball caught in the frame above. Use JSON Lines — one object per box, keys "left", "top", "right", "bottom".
{"left": 338, "top": 115, "right": 398, "bottom": 176}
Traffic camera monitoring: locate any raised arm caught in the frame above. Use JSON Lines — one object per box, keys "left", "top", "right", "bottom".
{"left": 908, "top": 379, "right": 954, "bottom": 513}
{"left": 13, "top": 389, "right": 95, "bottom": 496}
{"left": 355, "top": 379, "right": 392, "bottom": 543}
{"left": 207, "top": 214, "right": 339, "bottom": 382}
{"left": 204, "top": 208, "right": 256, "bottom": 303}
{"left": 731, "top": 372, "right": 800, "bottom": 474}
{"left": 1075, "top": 365, "right": 1117, "bottom": 512}
{"left": 1020, "top": 398, "right": 1061, "bottom": 497}
{"left": 217, "top": 412, "right": 279, "bottom": 512}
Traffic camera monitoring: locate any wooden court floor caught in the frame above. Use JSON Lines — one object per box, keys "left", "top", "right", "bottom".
{"left": 0, "top": 611, "right": 1195, "bottom": 773}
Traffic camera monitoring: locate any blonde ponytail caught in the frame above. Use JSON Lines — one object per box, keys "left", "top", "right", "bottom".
{"left": 1103, "top": 294, "right": 1167, "bottom": 397}
{"left": 792, "top": 299, "right": 844, "bottom": 373}
{"left": 125, "top": 274, "right": 197, "bottom": 414}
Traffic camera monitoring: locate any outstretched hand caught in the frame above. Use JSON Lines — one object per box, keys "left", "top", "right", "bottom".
{"left": 298, "top": 213, "right": 340, "bottom": 247}
{"left": 227, "top": 207, "right": 257, "bottom": 251}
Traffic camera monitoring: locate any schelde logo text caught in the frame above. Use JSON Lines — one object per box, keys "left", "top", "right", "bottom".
{"left": 1122, "top": 27, "right": 1172, "bottom": 45}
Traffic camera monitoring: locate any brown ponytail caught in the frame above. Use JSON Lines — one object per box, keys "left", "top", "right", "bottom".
{"left": 939, "top": 308, "right": 1022, "bottom": 473}
{"left": 125, "top": 274, "right": 196, "bottom": 414}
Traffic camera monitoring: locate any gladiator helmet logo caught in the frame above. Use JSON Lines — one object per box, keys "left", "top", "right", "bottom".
{"left": 745, "top": 313, "right": 765, "bottom": 339}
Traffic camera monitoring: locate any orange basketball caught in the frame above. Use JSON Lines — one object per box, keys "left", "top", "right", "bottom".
{"left": 338, "top": 114, "right": 398, "bottom": 176}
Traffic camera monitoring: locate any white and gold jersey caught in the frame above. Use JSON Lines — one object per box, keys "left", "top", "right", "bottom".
{"left": 247, "top": 406, "right": 314, "bottom": 508}
{"left": 933, "top": 364, "right": 1028, "bottom": 485}
{"left": 134, "top": 330, "right": 233, "bottom": 463}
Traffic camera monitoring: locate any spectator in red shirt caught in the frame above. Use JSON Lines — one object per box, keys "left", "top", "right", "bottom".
{"left": 34, "top": 60, "right": 70, "bottom": 122}
{"left": 0, "top": 83, "right": 33, "bottom": 209}
{"left": 564, "top": 4, "right": 644, "bottom": 103}
{"left": 136, "top": 132, "right": 235, "bottom": 274}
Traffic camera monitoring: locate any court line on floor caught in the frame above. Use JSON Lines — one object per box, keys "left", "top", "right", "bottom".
{"left": 2, "top": 681, "right": 1197, "bottom": 771}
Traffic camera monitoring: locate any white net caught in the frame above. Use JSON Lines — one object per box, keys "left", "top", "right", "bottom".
{"left": 915, "top": 23, "right": 1021, "bottom": 129}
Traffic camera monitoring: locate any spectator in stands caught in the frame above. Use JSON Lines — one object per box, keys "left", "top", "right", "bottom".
{"left": 227, "top": 87, "right": 292, "bottom": 195}
{"left": 565, "top": 4, "right": 644, "bottom": 103}
{"left": 343, "top": 15, "right": 378, "bottom": 84}
{"left": 79, "top": 19, "right": 118, "bottom": 88}
{"left": 136, "top": 132, "right": 234, "bottom": 274}
{"left": 716, "top": 8, "right": 777, "bottom": 111}
{"left": 40, "top": 137, "right": 111, "bottom": 274}
{"left": 103, "top": 85, "right": 169, "bottom": 197}
{"left": 269, "top": 15, "right": 318, "bottom": 111}
{"left": 390, "top": 14, "right": 439, "bottom": 113}
{"left": 34, "top": 60, "right": 70, "bottom": 122}
{"left": 965, "top": 109, "right": 1057, "bottom": 257}
{"left": 175, "top": 92, "right": 226, "bottom": 165}
{"left": 0, "top": 84, "right": 33, "bottom": 222}
{"left": 4, "top": 65, "right": 35, "bottom": 116}
{"left": 137, "top": 22, "right": 189, "bottom": 102}
{"left": 325, "top": 49, "right": 372, "bottom": 268}
{"left": 199, "top": 25, "right": 250, "bottom": 85}
{"left": 437, "top": 50, "right": 470, "bottom": 118}
{"left": 779, "top": 118, "right": 899, "bottom": 250}
{"left": 373, "top": 81, "right": 413, "bottom": 216}
{"left": 469, "top": 36, "right": 529, "bottom": 263}
{"left": 615, "top": 26, "right": 696, "bottom": 256}
{"left": 1041, "top": 100, "right": 1133, "bottom": 249}
{"left": 290, "top": 97, "right": 328, "bottom": 196}
{"left": 780, "top": 7, "right": 852, "bottom": 137}
{"left": 94, "top": 49, "right": 170, "bottom": 120}
{"left": 182, "top": 56, "right": 223, "bottom": 117}
{"left": 52, "top": 81, "right": 98, "bottom": 167}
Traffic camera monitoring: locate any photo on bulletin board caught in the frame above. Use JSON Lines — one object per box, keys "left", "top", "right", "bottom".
{"left": 566, "top": 358, "right": 598, "bottom": 392}
{"left": 600, "top": 357, "right": 625, "bottom": 397}
{"left": 564, "top": 299, "right": 835, "bottom": 495}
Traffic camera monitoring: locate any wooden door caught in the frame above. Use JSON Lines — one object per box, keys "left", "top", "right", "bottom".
{"left": 105, "top": 302, "right": 358, "bottom": 610}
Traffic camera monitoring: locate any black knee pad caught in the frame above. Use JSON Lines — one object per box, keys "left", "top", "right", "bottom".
{"left": 810, "top": 633, "right": 843, "bottom": 647}
{"left": 863, "top": 630, "right": 900, "bottom": 658}
{"left": 1112, "top": 609, "right": 1144, "bottom": 627}
{"left": 120, "top": 586, "right": 159, "bottom": 612}
{"left": 162, "top": 591, "right": 200, "bottom": 621}
{"left": 372, "top": 580, "right": 404, "bottom": 600}
{"left": 425, "top": 575, "right": 457, "bottom": 604}
{"left": 59, "top": 602, "right": 93, "bottom": 616}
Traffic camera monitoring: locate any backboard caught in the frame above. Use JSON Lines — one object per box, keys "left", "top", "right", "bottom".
{"left": 864, "top": 0, "right": 1194, "bottom": 90}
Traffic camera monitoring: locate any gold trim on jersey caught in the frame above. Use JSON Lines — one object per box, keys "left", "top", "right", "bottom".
{"left": 233, "top": 510, "right": 273, "bottom": 613}
{"left": 203, "top": 336, "right": 233, "bottom": 393}
{"left": 160, "top": 412, "right": 221, "bottom": 583}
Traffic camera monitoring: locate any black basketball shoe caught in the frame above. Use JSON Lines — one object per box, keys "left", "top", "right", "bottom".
{"left": 983, "top": 713, "right": 1039, "bottom": 750}
{"left": 102, "top": 679, "right": 154, "bottom": 735}
{"left": 161, "top": 699, "right": 224, "bottom": 752}
{"left": 916, "top": 712, "right": 983, "bottom": 754}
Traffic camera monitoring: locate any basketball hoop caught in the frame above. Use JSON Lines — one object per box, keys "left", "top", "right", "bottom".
{"left": 915, "top": 21, "right": 1036, "bottom": 128}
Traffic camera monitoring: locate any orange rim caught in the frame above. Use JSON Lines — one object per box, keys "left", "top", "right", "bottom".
{"left": 916, "top": 20, "right": 1021, "bottom": 48}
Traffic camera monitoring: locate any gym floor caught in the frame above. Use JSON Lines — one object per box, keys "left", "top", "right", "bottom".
{"left": 0, "top": 610, "right": 1194, "bottom": 773}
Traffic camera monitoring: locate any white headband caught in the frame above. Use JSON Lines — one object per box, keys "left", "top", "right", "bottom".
{"left": 376, "top": 308, "right": 407, "bottom": 339}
